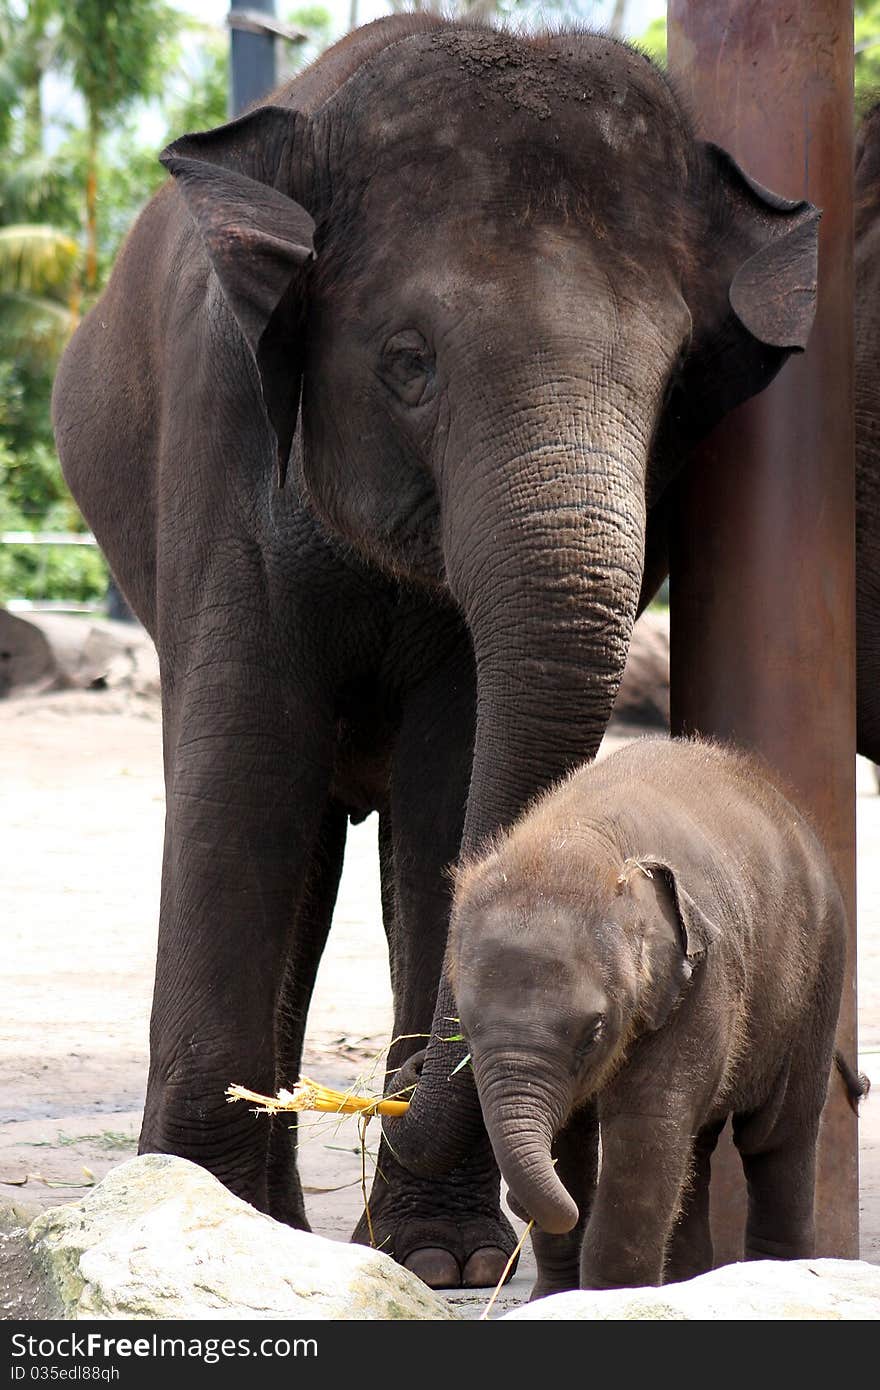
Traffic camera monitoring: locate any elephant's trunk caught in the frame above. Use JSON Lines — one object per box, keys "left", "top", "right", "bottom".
{"left": 383, "top": 413, "right": 648, "bottom": 1173}
{"left": 472, "top": 1049, "right": 578, "bottom": 1234}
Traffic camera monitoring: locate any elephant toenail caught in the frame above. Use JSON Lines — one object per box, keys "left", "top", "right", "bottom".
{"left": 462, "top": 1246, "right": 518, "bottom": 1288}
{"left": 404, "top": 1248, "right": 462, "bottom": 1288}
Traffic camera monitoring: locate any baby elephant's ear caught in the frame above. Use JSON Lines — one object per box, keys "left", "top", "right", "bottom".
{"left": 161, "top": 106, "right": 316, "bottom": 485}
{"left": 640, "top": 858, "right": 722, "bottom": 963}
{"left": 624, "top": 858, "right": 721, "bottom": 1031}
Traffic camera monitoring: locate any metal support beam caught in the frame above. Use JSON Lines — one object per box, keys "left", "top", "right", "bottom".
{"left": 667, "top": 2, "right": 859, "bottom": 1259}
{"left": 229, "top": 0, "right": 278, "bottom": 118}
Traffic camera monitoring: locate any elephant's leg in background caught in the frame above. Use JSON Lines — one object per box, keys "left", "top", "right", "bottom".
{"left": 267, "top": 799, "right": 349, "bottom": 1228}
{"left": 856, "top": 570, "right": 880, "bottom": 769}
{"left": 734, "top": 1110, "right": 819, "bottom": 1261}
{"left": 579, "top": 1113, "right": 696, "bottom": 1289}
{"left": 353, "top": 630, "right": 517, "bottom": 1288}
{"left": 736, "top": 1139, "right": 818, "bottom": 1261}
{"left": 527, "top": 1103, "right": 599, "bottom": 1299}
{"left": 636, "top": 491, "right": 672, "bottom": 616}
{"left": 734, "top": 998, "right": 839, "bottom": 1262}
{"left": 139, "top": 628, "right": 338, "bottom": 1215}
{"left": 856, "top": 411, "right": 880, "bottom": 768}
{"left": 663, "top": 1116, "right": 726, "bottom": 1283}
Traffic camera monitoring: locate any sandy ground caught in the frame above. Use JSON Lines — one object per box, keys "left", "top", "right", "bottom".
{"left": 1, "top": 688, "right": 879, "bottom": 1320}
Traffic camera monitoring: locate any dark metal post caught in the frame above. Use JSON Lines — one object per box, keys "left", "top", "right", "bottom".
{"left": 229, "top": 1, "right": 278, "bottom": 117}
{"left": 667, "top": 2, "right": 858, "bottom": 1259}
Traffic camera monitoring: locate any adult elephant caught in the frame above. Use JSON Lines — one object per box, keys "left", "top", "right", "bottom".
{"left": 52, "top": 17, "right": 818, "bottom": 1288}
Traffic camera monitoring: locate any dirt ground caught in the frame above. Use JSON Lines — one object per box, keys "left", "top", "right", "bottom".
{"left": 2, "top": 686, "right": 879, "bottom": 1319}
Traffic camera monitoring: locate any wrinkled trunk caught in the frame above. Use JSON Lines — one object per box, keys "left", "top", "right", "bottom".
{"left": 472, "top": 1050, "right": 579, "bottom": 1235}
{"left": 384, "top": 398, "right": 648, "bottom": 1173}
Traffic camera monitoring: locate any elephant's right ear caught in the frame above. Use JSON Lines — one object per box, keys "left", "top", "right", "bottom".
{"left": 676, "top": 144, "right": 820, "bottom": 448}
{"left": 160, "top": 106, "right": 316, "bottom": 485}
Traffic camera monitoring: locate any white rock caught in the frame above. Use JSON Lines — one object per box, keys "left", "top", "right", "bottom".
{"left": 501, "top": 1258, "right": 880, "bottom": 1320}
{"left": 28, "top": 1154, "right": 458, "bottom": 1321}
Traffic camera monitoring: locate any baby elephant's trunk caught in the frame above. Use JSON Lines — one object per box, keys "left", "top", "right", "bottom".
{"left": 472, "top": 1049, "right": 579, "bottom": 1234}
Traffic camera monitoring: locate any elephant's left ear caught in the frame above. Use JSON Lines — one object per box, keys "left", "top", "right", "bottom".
{"left": 636, "top": 858, "right": 722, "bottom": 963}
{"left": 622, "top": 857, "right": 721, "bottom": 1031}
{"left": 678, "top": 144, "right": 820, "bottom": 443}
{"left": 161, "top": 107, "right": 316, "bottom": 485}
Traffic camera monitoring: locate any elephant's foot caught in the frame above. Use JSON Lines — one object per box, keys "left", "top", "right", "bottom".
{"left": 266, "top": 1113, "right": 311, "bottom": 1230}
{"left": 351, "top": 1143, "right": 519, "bottom": 1289}
{"left": 528, "top": 1226, "right": 582, "bottom": 1301}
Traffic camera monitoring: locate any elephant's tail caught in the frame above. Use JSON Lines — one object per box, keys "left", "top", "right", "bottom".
{"left": 835, "top": 1050, "right": 871, "bottom": 1114}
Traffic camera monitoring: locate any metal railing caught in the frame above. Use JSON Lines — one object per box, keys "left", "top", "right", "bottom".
{"left": 1, "top": 530, "right": 105, "bottom": 613}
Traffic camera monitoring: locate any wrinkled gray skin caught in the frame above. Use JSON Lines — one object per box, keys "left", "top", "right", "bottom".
{"left": 52, "top": 16, "right": 818, "bottom": 1288}
{"left": 856, "top": 104, "right": 880, "bottom": 770}
{"left": 449, "top": 738, "right": 847, "bottom": 1295}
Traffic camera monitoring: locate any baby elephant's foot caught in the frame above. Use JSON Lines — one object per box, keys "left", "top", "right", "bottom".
{"left": 351, "top": 1142, "right": 518, "bottom": 1288}
{"left": 528, "top": 1225, "right": 583, "bottom": 1301}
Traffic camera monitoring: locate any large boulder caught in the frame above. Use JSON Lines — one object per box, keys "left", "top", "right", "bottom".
{"left": 23, "top": 613, "right": 160, "bottom": 700}
{"left": 0, "top": 609, "right": 160, "bottom": 707}
{"left": 0, "top": 608, "right": 59, "bottom": 695}
{"left": 28, "top": 1155, "right": 459, "bottom": 1320}
{"left": 609, "top": 608, "right": 669, "bottom": 732}
{"left": 501, "top": 1258, "right": 880, "bottom": 1320}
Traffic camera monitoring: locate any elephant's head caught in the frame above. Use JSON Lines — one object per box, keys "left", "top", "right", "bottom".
{"left": 446, "top": 835, "right": 720, "bottom": 1234}
{"left": 158, "top": 22, "right": 816, "bottom": 1170}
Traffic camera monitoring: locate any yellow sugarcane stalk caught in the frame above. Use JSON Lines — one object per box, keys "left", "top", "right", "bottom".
{"left": 226, "top": 1076, "right": 412, "bottom": 1118}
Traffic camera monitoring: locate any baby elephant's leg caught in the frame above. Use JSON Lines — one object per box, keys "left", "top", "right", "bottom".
{"left": 734, "top": 1118, "right": 819, "bottom": 1260}
{"left": 663, "top": 1117, "right": 726, "bottom": 1283}
{"left": 527, "top": 1104, "right": 599, "bottom": 1300}
{"left": 733, "top": 1033, "right": 835, "bottom": 1262}
{"left": 580, "top": 1114, "right": 695, "bottom": 1289}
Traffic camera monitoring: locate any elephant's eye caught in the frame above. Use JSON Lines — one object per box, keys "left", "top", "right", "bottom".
{"left": 380, "top": 330, "right": 436, "bottom": 408}
{"left": 572, "top": 1014, "right": 605, "bottom": 1067}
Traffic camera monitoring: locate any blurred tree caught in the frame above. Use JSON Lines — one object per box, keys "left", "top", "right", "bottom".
{"left": 0, "top": 0, "right": 54, "bottom": 155}
{"left": 165, "top": 31, "right": 229, "bottom": 133}
{"left": 857, "top": 0, "right": 880, "bottom": 109}
{"left": 0, "top": 222, "right": 80, "bottom": 359}
{"left": 55, "top": 0, "right": 178, "bottom": 292}
{"left": 637, "top": 15, "right": 666, "bottom": 63}
{"left": 281, "top": 5, "right": 333, "bottom": 79}
{"left": 608, "top": 1, "right": 628, "bottom": 36}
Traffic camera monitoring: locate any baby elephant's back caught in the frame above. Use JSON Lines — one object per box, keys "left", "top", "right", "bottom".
{"left": 607, "top": 737, "right": 847, "bottom": 1063}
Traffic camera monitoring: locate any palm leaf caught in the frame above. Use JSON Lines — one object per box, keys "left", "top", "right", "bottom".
{"left": 0, "top": 152, "right": 72, "bottom": 224}
{"left": 0, "top": 225, "right": 80, "bottom": 298}
{"left": 0, "top": 289, "right": 77, "bottom": 358}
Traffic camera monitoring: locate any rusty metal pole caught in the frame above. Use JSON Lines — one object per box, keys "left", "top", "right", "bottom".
{"left": 667, "top": 2, "right": 858, "bottom": 1260}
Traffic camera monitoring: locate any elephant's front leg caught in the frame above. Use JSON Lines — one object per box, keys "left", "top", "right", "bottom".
{"left": 267, "top": 799, "right": 349, "bottom": 1227}
{"left": 527, "top": 1103, "right": 599, "bottom": 1300}
{"left": 352, "top": 637, "right": 517, "bottom": 1288}
{"left": 139, "top": 656, "right": 336, "bottom": 1213}
{"left": 580, "top": 1112, "right": 696, "bottom": 1289}
{"left": 663, "top": 1117, "right": 726, "bottom": 1283}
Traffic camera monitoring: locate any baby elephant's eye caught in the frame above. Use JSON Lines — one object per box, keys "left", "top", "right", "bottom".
{"left": 380, "top": 330, "right": 436, "bottom": 407}
{"left": 572, "top": 1014, "right": 605, "bottom": 1067}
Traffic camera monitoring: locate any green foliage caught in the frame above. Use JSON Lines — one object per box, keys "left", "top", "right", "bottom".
{"left": 163, "top": 34, "right": 229, "bottom": 137}
{"left": 279, "top": 6, "right": 334, "bottom": 82}
{"left": 0, "top": 534, "right": 109, "bottom": 604}
{"left": 0, "top": 1, "right": 232, "bottom": 605}
{"left": 857, "top": 1, "right": 880, "bottom": 111}
{"left": 56, "top": 1, "right": 179, "bottom": 136}
{"left": 637, "top": 16, "right": 666, "bottom": 65}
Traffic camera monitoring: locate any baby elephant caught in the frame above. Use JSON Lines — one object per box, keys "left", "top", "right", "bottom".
{"left": 448, "top": 737, "right": 851, "bottom": 1295}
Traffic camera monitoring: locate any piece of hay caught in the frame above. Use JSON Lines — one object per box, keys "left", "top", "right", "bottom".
{"left": 226, "top": 1077, "right": 412, "bottom": 1118}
